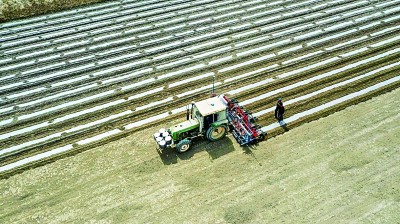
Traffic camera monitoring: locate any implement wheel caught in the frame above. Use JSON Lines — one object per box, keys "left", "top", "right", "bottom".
{"left": 258, "top": 132, "right": 266, "bottom": 142}
{"left": 176, "top": 139, "right": 191, "bottom": 153}
{"left": 206, "top": 125, "right": 228, "bottom": 141}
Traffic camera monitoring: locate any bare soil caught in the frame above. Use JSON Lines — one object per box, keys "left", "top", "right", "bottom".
{"left": 1, "top": 0, "right": 109, "bottom": 21}
{"left": 2, "top": 0, "right": 399, "bottom": 167}
{"left": 1, "top": 87, "right": 399, "bottom": 223}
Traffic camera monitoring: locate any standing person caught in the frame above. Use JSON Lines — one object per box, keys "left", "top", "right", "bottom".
{"left": 275, "top": 98, "right": 285, "bottom": 125}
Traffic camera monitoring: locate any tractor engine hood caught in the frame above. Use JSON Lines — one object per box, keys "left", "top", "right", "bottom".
{"left": 169, "top": 119, "right": 200, "bottom": 139}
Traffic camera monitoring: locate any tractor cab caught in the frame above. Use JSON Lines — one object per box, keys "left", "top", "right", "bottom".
{"left": 191, "top": 96, "right": 228, "bottom": 133}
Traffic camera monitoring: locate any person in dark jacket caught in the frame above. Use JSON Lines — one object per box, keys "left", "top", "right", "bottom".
{"left": 275, "top": 98, "right": 285, "bottom": 123}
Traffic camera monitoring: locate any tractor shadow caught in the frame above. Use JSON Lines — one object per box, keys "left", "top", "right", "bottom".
{"left": 241, "top": 143, "right": 263, "bottom": 166}
{"left": 157, "top": 137, "right": 235, "bottom": 165}
{"left": 204, "top": 137, "right": 235, "bottom": 160}
{"left": 157, "top": 149, "right": 179, "bottom": 165}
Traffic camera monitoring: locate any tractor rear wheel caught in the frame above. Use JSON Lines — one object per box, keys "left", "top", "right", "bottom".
{"left": 176, "top": 139, "right": 191, "bottom": 153}
{"left": 206, "top": 125, "right": 228, "bottom": 141}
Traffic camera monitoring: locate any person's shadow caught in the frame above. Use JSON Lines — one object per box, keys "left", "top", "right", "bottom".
{"left": 279, "top": 120, "right": 290, "bottom": 132}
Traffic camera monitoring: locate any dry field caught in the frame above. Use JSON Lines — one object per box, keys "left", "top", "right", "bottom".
{"left": 0, "top": 0, "right": 400, "bottom": 221}
{"left": 1, "top": 0, "right": 400, "bottom": 176}
{"left": 0, "top": 83, "right": 399, "bottom": 223}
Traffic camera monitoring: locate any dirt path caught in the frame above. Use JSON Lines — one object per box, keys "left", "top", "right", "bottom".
{"left": 1, "top": 88, "right": 399, "bottom": 223}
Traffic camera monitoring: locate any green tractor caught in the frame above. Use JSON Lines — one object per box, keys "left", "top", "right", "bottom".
{"left": 153, "top": 95, "right": 229, "bottom": 153}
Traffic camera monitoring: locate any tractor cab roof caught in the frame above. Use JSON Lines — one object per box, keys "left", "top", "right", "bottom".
{"left": 194, "top": 96, "right": 226, "bottom": 116}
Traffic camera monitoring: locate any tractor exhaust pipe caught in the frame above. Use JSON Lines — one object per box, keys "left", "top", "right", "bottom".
{"left": 211, "top": 75, "right": 216, "bottom": 97}
{"left": 186, "top": 104, "right": 189, "bottom": 120}
{"left": 190, "top": 102, "right": 194, "bottom": 119}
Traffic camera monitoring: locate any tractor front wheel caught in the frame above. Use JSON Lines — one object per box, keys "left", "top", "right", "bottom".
{"left": 176, "top": 139, "right": 191, "bottom": 153}
{"left": 206, "top": 125, "right": 228, "bottom": 141}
